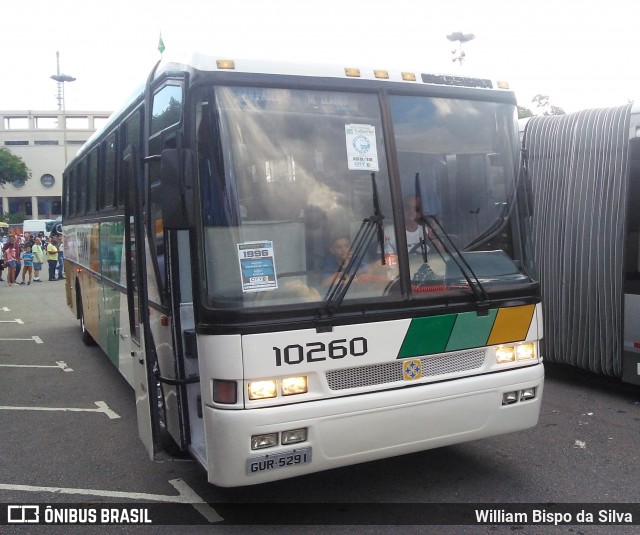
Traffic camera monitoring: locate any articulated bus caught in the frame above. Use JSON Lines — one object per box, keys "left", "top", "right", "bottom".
{"left": 62, "top": 54, "right": 544, "bottom": 487}
{"left": 522, "top": 104, "right": 640, "bottom": 385}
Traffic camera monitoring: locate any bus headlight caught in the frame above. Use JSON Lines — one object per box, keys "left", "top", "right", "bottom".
{"left": 516, "top": 343, "right": 536, "bottom": 360}
{"left": 281, "top": 376, "right": 308, "bottom": 396}
{"left": 495, "top": 342, "right": 537, "bottom": 364}
{"left": 248, "top": 380, "right": 278, "bottom": 400}
{"left": 495, "top": 345, "right": 516, "bottom": 363}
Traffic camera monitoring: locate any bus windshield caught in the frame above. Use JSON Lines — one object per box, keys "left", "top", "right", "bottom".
{"left": 196, "top": 85, "right": 531, "bottom": 309}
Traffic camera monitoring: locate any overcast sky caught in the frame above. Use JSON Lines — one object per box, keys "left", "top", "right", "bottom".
{"left": 3, "top": 1, "right": 638, "bottom": 115}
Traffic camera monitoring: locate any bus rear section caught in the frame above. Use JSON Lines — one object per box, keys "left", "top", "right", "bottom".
{"left": 524, "top": 104, "right": 640, "bottom": 385}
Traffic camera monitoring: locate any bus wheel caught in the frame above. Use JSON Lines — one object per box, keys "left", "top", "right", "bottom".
{"left": 78, "top": 293, "right": 96, "bottom": 346}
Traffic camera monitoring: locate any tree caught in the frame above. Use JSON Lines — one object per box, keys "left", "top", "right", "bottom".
{"left": 0, "top": 147, "right": 31, "bottom": 186}
{"left": 518, "top": 106, "right": 534, "bottom": 119}
{"left": 3, "top": 212, "right": 27, "bottom": 224}
{"left": 531, "top": 94, "right": 565, "bottom": 116}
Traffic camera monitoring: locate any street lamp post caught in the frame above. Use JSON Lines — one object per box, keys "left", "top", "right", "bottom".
{"left": 50, "top": 51, "right": 76, "bottom": 167}
{"left": 446, "top": 32, "right": 475, "bottom": 66}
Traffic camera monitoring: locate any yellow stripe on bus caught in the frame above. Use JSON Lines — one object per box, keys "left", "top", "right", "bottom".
{"left": 487, "top": 304, "right": 535, "bottom": 346}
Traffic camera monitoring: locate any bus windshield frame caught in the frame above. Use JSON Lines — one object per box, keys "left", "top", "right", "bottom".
{"left": 193, "top": 81, "right": 535, "bottom": 316}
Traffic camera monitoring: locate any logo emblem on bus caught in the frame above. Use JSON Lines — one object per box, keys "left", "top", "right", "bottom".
{"left": 402, "top": 359, "right": 422, "bottom": 381}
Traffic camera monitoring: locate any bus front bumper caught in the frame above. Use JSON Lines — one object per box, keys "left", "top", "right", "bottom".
{"left": 202, "top": 363, "right": 544, "bottom": 487}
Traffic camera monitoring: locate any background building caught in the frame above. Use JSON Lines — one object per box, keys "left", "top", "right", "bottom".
{"left": 0, "top": 110, "right": 111, "bottom": 219}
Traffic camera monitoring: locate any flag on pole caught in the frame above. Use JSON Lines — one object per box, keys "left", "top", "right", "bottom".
{"left": 158, "top": 33, "right": 165, "bottom": 54}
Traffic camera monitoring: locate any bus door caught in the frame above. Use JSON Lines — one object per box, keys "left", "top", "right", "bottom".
{"left": 123, "top": 140, "right": 158, "bottom": 458}
{"left": 164, "top": 228, "right": 204, "bottom": 461}
{"left": 146, "top": 79, "right": 202, "bottom": 458}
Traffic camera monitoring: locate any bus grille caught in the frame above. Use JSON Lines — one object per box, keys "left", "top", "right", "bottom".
{"left": 325, "top": 349, "right": 486, "bottom": 391}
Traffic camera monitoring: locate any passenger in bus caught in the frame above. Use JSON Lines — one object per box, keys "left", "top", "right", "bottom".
{"left": 320, "top": 234, "right": 375, "bottom": 287}
{"left": 320, "top": 234, "right": 354, "bottom": 286}
{"left": 384, "top": 195, "right": 442, "bottom": 256}
{"left": 383, "top": 195, "right": 424, "bottom": 255}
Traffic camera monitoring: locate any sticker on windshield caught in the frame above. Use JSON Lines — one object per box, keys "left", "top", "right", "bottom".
{"left": 345, "top": 124, "right": 379, "bottom": 171}
{"left": 237, "top": 241, "right": 278, "bottom": 292}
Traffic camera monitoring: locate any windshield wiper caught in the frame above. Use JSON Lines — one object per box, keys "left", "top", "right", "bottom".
{"left": 465, "top": 152, "right": 526, "bottom": 250}
{"left": 414, "top": 173, "right": 491, "bottom": 315}
{"left": 317, "top": 173, "right": 385, "bottom": 327}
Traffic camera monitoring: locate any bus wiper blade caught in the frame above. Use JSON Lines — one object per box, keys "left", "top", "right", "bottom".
{"left": 318, "top": 173, "right": 384, "bottom": 324}
{"left": 414, "top": 173, "right": 491, "bottom": 314}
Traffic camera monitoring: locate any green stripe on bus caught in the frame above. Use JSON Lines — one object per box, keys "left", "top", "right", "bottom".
{"left": 445, "top": 309, "right": 497, "bottom": 351}
{"left": 398, "top": 309, "right": 502, "bottom": 358}
{"left": 398, "top": 314, "right": 457, "bottom": 358}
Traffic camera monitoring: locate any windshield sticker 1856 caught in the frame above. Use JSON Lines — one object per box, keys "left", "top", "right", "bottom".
{"left": 237, "top": 241, "right": 278, "bottom": 292}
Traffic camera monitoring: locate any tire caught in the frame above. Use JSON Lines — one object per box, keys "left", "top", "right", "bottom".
{"left": 78, "top": 292, "right": 96, "bottom": 346}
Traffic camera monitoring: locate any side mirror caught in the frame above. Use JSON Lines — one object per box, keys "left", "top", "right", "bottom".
{"left": 160, "top": 148, "right": 194, "bottom": 229}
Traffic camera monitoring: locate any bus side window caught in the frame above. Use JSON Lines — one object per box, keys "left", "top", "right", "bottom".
{"left": 148, "top": 83, "right": 184, "bottom": 298}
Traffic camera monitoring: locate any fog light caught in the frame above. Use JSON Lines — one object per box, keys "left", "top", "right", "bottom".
{"left": 251, "top": 433, "right": 278, "bottom": 450}
{"left": 502, "top": 391, "right": 518, "bottom": 405}
{"left": 282, "top": 428, "right": 307, "bottom": 445}
{"left": 520, "top": 387, "right": 536, "bottom": 400}
{"left": 281, "top": 376, "right": 308, "bottom": 396}
{"left": 248, "top": 380, "right": 277, "bottom": 400}
{"left": 516, "top": 343, "right": 535, "bottom": 360}
{"left": 496, "top": 346, "right": 516, "bottom": 364}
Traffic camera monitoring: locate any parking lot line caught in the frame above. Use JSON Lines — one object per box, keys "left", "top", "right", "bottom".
{"left": 0, "top": 336, "right": 44, "bottom": 344}
{"left": 0, "top": 319, "right": 24, "bottom": 323}
{"left": 0, "top": 361, "right": 73, "bottom": 372}
{"left": 0, "top": 478, "right": 223, "bottom": 522}
{"left": 0, "top": 400, "right": 120, "bottom": 419}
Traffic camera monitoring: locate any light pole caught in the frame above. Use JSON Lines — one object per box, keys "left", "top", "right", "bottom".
{"left": 50, "top": 51, "right": 76, "bottom": 167}
{"left": 447, "top": 32, "right": 475, "bottom": 66}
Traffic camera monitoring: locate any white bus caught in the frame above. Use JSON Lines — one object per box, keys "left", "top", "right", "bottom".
{"left": 62, "top": 55, "right": 544, "bottom": 487}
{"left": 523, "top": 104, "right": 640, "bottom": 385}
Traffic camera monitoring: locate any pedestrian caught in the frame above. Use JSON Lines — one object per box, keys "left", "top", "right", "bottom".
{"left": 12, "top": 237, "right": 22, "bottom": 282}
{"left": 46, "top": 237, "right": 59, "bottom": 281}
{"left": 31, "top": 236, "right": 44, "bottom": 282}
{"left": 3, "top": 235, "right": 18, "bottom": 286}
{"left": 20, "top": 245, "right": 34, "bottom": 285}
{"left": 56, "top": 235, "right": 65, "bottom": 280}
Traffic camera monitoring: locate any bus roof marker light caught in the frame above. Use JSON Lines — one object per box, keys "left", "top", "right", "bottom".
{"left": 374, "top": 70, "right": 389, "bottom": 79}
{"left": 216, "top": 59, "right": 236, "bottom": 70}
{"left": 344, "top": 68, "right": 361, "bottom": 77}
{"left": 401, "top": 72, "right": 417, "bottom": 81}
{"left": 496, "top": 80, "right": 509, "bottom": 89}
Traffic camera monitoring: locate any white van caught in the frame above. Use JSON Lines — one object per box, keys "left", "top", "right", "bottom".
{"left": 22, "top": 219, "right": 60, "bottom": 238}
